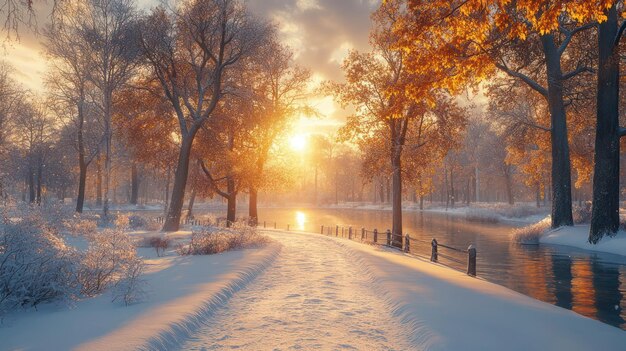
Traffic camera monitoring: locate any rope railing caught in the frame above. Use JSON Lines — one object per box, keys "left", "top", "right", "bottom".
{"left": 153, "top": 216, "right": 477, "bottom": 277}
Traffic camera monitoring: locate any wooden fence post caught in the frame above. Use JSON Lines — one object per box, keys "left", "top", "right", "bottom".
{"left": 361, "top": 227, "right": 365, "bottom": 241}
{"left": 467, "top": 244, "right": 477, "bottom": 276}
{"left": 373, "top": 229, "right": 378, "bottom": 243}
{"left": 431, "top": 239, "right": 438, "bottom": 262}
{"left": 386, "top": 229, "right": 391, "bottom": 246}
{"left": 404, "top": 234, "right": 410, "bottom": 253}
{"left": 287, "top": 224, "right": 290, "bottom": 231}
{"left": 349, "top": 227, "right": 352, "bottom": 239}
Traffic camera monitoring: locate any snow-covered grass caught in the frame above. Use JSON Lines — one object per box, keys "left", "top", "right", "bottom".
{"left": 512, "top": 216, "right": 551, "bottom": 244}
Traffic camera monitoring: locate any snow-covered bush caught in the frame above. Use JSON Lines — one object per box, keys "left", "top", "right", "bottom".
{"left": 143, "top": 236, "right": 170, "bottom": 257}
{"left": 145, "top": 219, "right": 162, "bottom": 231}
{"left": 63, "top": 216, "right": 98, "bottom": 237}
{"left": 0, "top": 217, "right": 78, "bottom": 312}
{"left": 112, "top": 258, "right": 146, "bottom": 306}
{"left": 128, "top": 215, "right": 148, "bottom": 230}
{"left": 180, "top": 224, "right": 270, "bottom": 255}
{"left": 465, "top": 208, "right": 500, "bottom": 223}
{"left": 512, "top": 217, "right": 551, "bottom": 244}
{"left": 76, "top": 228, "right": 144, "bottom": 297}
{"left": 573, "top": 202, "right": 592, "bottom": 224}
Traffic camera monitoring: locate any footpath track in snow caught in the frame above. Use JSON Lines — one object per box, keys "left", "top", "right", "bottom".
{"left": 181, "top": 231, "right": 412, "bottom": 351}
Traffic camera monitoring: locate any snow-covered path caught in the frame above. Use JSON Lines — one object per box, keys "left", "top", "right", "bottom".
{"left": 181, "top": 231, "right": 412, "bottom": 350}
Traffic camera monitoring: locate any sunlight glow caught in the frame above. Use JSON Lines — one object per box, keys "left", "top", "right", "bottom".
{"left": 295, "top": 211, "right": 306, "bottom": 230}
{"left": 289, "top": 134, "right": 308, "bottom": 152}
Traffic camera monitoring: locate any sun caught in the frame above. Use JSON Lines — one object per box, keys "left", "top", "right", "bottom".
{"left": 289, "top": 134, "right": 307, "bottom": 152}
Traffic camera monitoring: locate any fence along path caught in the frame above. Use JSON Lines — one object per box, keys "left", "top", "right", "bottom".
{"left": 154, "top": 216, "right": 478, "bottom": 277}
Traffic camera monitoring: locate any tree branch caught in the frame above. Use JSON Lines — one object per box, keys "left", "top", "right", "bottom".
{"left": 495, "top": 62, "right": 548, "bottom": 97}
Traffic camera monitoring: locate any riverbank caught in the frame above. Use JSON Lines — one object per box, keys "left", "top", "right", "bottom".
{"left": 540, "top": 225, "right": 626, "bottom": 257}
{"left": 322, "top": 201, "right": 548, "bottom": 224}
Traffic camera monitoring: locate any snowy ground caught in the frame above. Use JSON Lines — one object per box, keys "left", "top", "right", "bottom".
{"left": 182, "top": 231, "right": 412, "bottom": 350}
{"left": 0, "top": 239, "right": 281, "bottom": 351}
{"left": 540, "top": 225, "right": 626, "bottom": 257}
{"left": 2, "top": 229, "right": 624, "bottom": 350}
{"left": 183, "top": 231, "right": 624, "bottom": 351}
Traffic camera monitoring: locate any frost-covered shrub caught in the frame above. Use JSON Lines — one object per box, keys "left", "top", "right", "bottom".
{"left": 63, "top": 216, "right": 98, "bottom": 237}
{"left": 465, "top": 208, "right": 500, "bottom": 223}
{"left": 76, "top": 228, "right": 143, "bottom": 296}
{"left": 180, "top": 224, "right": 270, "bottom": 255}
{"left": 573, "top": 202, "right": 592, "bottom": 224}
{"left": 512, "top": 217, "right": 551, "bottom": 244}
{"left": 143, "top": 236, "right": 170, "bottom": 257}
{"left": 0, "top": 217, "right": 78, "bottom": 312}
{"left": 128, "top": 215, "right": 148, "bottom": 230}
{"left": 145, "top": 219, "right": 162, "bottom": 231}
{"left": 112, "top": 258, "right": 146, "bottom": 306}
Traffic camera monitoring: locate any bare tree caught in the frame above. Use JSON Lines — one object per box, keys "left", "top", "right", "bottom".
{"left": 44, "top": 4, "right": 104, "bottom": 212}
{"left": 139, "top": 0, "right": 270, "bottom": 231}
{"left": 71, "top": 0, "right": 140, "bottom": 218}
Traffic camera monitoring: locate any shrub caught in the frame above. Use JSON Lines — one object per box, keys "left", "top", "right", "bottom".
{"left": 180, "top": 224, "right": 271, "bottom": 256}
{"left": 112, "top": 258, "right": 146, "bottom": 306}
{"left": 128, "top": 215, "right": 148, "bottom": 230}
{"left": 63, "top": 216, "right": 98, "bottom": 237}
{"left": 144, "top": 236, "right": 171, "bottom": 257}
{"left": 76, "top": 228, "right": 144, "bottom": 297}
{"left": 0, "top": 217, "right": 78, "bottom": 312}
{"left": 512, "top": 217, "right": 551, "bottom": 244}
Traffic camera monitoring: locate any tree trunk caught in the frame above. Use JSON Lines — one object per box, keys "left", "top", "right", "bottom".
{"left": 36, "top": 160, "right": 43, "bottom": 205}
{"left": 504, "top": 166, "right": 514, "bottom": 205}
{"left": 226, "top": 177, "right": 236, "bottom": 227}
{"left": 103, "top": 91, "right": 112, "bottom": 219}
{"left": 163, "top": 132, "right": 198, "bottom": 231}
{"left": 450, "top": 168, "right": 455, "bottom": 208}
{"left": 249, "top": 187, "right": 258, "bottom": 226}
{"left": 130, "top": 162, "right": 139, "bottom": 205}
{"left": 76, "top": 161, "right": 87, "bottom": 213}
{"left": 590, "top": 5, "right": 620, "bottom": 243}
{"left": 536, "top": 183, "right": 541, "bottom": 208}
{"left": 96, "top": 155, "right": 102, "bottom": 206}
{"left": 28, "top": 167, "right": 35, "bottom": 203}
{"left": 391, "top": 155, "right": 402, "bottom": 248}
{"left": 541, "top": 34, "right": 574, "bottom": 228}
{"left": 187, "top": 189, "right": 196, "bottom": 219}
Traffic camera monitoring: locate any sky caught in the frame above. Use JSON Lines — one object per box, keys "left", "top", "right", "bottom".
{"left": 2, "top": 0, "right": 379, "bottom": 136}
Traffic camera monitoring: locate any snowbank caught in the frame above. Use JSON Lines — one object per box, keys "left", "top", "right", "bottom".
{"left": 0, "top": 242, "right": 281, "bottom": 351}
{"left": 310, "top": 233, "right": 626, "bottom": 350}
{"left": 540, "top": 225, "right": 626, "bottom": 257}
{"left": 323, "top": 202, "right": 547, "bottom": 224}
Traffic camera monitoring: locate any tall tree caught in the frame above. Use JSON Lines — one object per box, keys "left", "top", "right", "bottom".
{"left": 75, "top": 0, "right": 139, "bottom": 218}
{"left": 44, "top": 5, "right": 103, "bottom": 213}
{"left": 139, "top": 0, "right": 270, "bottom": 231}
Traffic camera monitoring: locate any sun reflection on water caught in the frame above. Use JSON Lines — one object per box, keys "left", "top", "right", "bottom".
{"left": 295, "top": 211, "right": 306, "bottom": 231}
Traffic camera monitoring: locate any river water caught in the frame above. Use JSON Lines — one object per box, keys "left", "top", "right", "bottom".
{"left": 242, "top": 207, "right": 626, "bottom": 330}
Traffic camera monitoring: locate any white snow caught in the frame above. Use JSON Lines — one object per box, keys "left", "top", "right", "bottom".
{"left": 324, "top": 201, "right": 547, "bottom": 224}
{"left": 2, "top": 228, "right": 625, "bottom": 351}
{"left": 181, "top": 231, "right": 413, "bottom": 350}
{"left": 540, "top": 225, "right": 626, "bottom": 257}
{"left": 184, "top": 230, "right": 624, "bottom": 350}
{"left": 0, "top": 242, "right": 281, "bottom": 351}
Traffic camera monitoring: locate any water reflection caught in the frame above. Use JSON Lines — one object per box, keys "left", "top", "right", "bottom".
{"left": 295, "top": 211, "right": 307, "bottom": 231}
{"left": 243, "top": 207, "right": 626, "bottom": 329}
